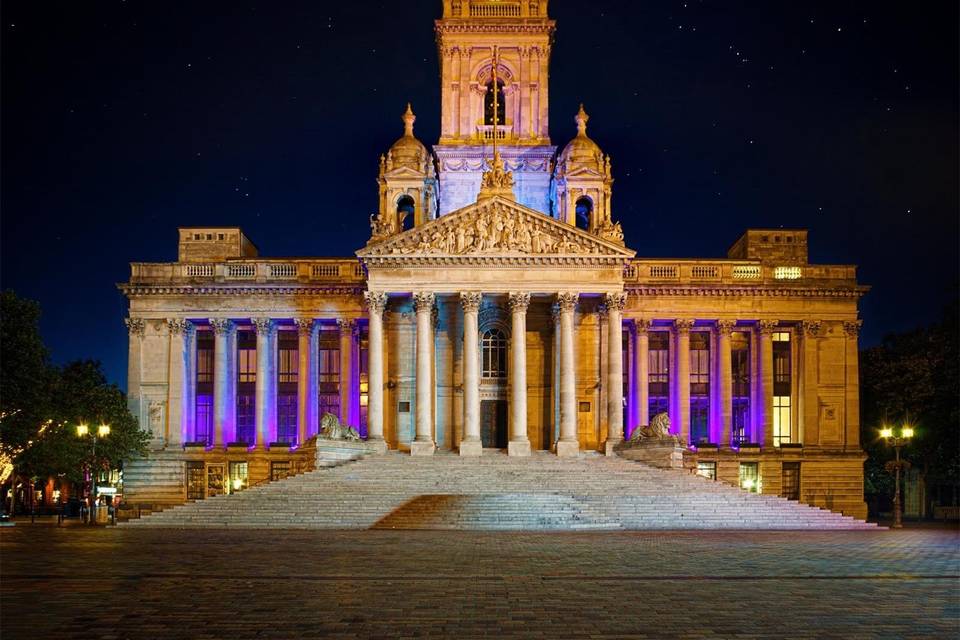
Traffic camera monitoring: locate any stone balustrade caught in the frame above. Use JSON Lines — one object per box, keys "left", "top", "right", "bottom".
{"left": 129, "top": 259, "right": 365, "bottom": 285}
{"left": 624, "top": 260, "right": 857, "bottom": 286}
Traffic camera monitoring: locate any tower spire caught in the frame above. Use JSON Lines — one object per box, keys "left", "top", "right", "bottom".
{"left": 477, "top": 46, "right": 515, "bottom": 202}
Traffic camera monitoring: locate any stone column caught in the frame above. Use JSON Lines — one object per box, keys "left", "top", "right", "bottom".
{"left": 843, "top": 320, "right": 862, "bottom": 448}
{"left": 758, "top": 320, "right": 778, "bottom": 449}
{"left": 124, "top": 318, "right": 149, "bottom": 443}
{"left": 209, "top": 318, "right": 233, "bottom": 448}
{"left": 800, "top": 320, "right": 822, "bottom": 446}
{"left": 675, "top": 319, "right": 694, "bottom": 446}
{"left": 411, "top": 292, "right": 436, "bottom": 456}
{"left": 252, "top": 318, "right": 275, "bottom": 449}
{"left": 166, "top": 319, "right": 192, "bottom": 447}
{"left": 294, "top": 318, "right": 315, "bottom": 447}
{"left": 364, "top": 292, "right": 389, "bottom": 453}
{"left": 551, "top": 304, "right": 561, "bottom": 446}
{"left": 337, "top": 318, "right": 356, "bottom": 429}
{"left": 459, "top": 292, "right": 483, "bottom": 456}
{"left": 604, "top": 292, "right": 627, "bottom": 455}
{"left": 556, "top": 292, "right": 580, "bottom": 457}
{"left": 717, "top": 320, "right": 736, "bottom": 448}
{"left": 508, "top": 292, "right": 531, "bottom": 457}
{"left": 634, "top": 319, "right": 650, "bottom": 431}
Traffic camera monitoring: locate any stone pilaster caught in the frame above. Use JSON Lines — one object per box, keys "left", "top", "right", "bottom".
{"left": 674, "top": 319, "right": 694, "bottom": 446}
{"left": 124, "top": 318, "right": 149, "bottom": 445}
{"left": 604, "top": 292, "right": 627, "bottom": 455}
{"left": 459, "top": 292, "right": 483, "bottom": 456}
{"left": 364, "top": 292, "right": 389, "bottom": 453}
{"left": 556, "top": 292, "right": 579, "bottom": 457}
{"left": 166, "top": 319, "right": 192, "bottom": 448}
{"left": 800, "top": 320, "right": 822, "bottom": 446}
{"left": 209, "top": 318, "right": 233, "bottom": 448}
{"left": 843, "top": 320, "right": 863, "bottom": 448}
{"left": 634, "top": 319, "right": 650, "bottom": 432}
{"left": 758, "top": 320, "right": 779, "bottom": 449}
{"left": 337, "top": 318, "right": 357, "bottom": 429}
{"left": 412, "top": 292, "right": 436, "bottom": 456}
{"left": 294, "top": 318, "right": 315, "bottom": 447}
{"left": 717, "top": 319, "right": 736, "bottom": 448}
{"left": 508, "top": 292, "right": 531, "bottom": 457}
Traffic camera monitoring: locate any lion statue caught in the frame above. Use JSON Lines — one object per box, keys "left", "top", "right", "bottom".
{"left": 628, "top": 412, "right": 675, "bottom": 443}
{"left": 319, "top": 412, "right": 361, "bottom": 441}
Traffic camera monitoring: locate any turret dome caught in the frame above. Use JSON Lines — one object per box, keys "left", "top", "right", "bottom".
{"left": 558, "top": 104, "right": 603, "bottom": 170}
{"left": 387, "top": 103, "right": 428, "bottom": 171}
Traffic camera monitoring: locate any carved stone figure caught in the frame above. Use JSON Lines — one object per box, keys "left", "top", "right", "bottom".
{"left": 318, "top": 413, "right": 361, "bottom": 441}
{"left": 628, "top": 412, "right": 675, "bottom": 442}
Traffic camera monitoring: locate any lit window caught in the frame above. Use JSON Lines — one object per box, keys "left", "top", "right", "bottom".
{"left": 696, "top": 461, "right": 716, "bottom": 481}
{"left": 739, "top": 462, "right": 760, "bottom": 493}
{"left": 774, "top": 266, "right": 802, "bottom": 280}
{"left": 773, "top": 395, "right": 791, "bottom": 446}
{"left": 481, "top": 328, "right": 507, "bottom": 378}
{"left": 228, "top": 461, "right": 248, "bottom": 493}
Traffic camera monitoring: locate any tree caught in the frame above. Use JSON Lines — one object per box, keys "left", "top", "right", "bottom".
{"left": 861, "top": 297, "right": 960, "bottom": 511}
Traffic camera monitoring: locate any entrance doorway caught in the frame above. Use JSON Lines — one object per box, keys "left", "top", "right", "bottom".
{"left": 480, "top": 400, "right": 507, "bottom": 448}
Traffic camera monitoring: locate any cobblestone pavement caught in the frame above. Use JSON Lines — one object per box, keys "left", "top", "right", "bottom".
{"left": 2, "top": 527, "right": 958, "bottom": 639}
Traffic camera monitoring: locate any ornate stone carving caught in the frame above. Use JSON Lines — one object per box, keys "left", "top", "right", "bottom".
{"left": 369, "top": 212, "right": 399, "bottom": 243}
{"left": 716, "top": 319, "right": 737, "bottom": 335}
{"left": 459, "top": 292, "right": 482, "bottom": 313}
{"left": 843, "top": 319, "right": 863, "bottom": 337}
{"left": 556, "top": 292, "right": 579, "bottom": 312}
{"left": 209, "top": 318, "right": 233, "bottom": 336}
{"left": 125, "top": 317, "right": 146, "bottom": 338}
{"left": 758, "top": 319, "right": 780, "bottom": 335}
{"left": 477, "top": 151, "right": 515, "bottom": 202}
{"left": 596, "top": 220, "right": 624, "bottom": 245}
{"left": 413, "top": 292, "right": 435, "bottom": 313}
{"left": 604, "top": 292, "right": 627, "bottom": 311}
{"left": 635, "top": 318, "right": 651, "bottom": 335}
{"left": 336, "top": 318, "right": 358, "bottom": 337}
{"left": 166, "top": 318, "right": 190, "bottom": 336}
{"left": 801, "top": 320, "right": 823, "bottom": 338}
{"left": 629, "top": 412, "right": 674, "bottom": 442}
{"left": 362, "top": 199, "right": 623, "bottom": 256}
{"left": 319, "top": 412, "right": 360, "bottom": 441}
{"left": 251, "top": 317, "right": 274, "bottom": 336}
{"left": 674, "top": 318, "right": 695, "bottom": 335}
{"left": 507, "top": 292, "right": 531, "bottom": 312}
{"left": 294, "top": 318, "right": 316, "bottom": 336}
{"left": 363, "top": 291, "right": 389, "bottom": 315}
{"left": 148, "top": 399, "right": 165, "bottom": 437}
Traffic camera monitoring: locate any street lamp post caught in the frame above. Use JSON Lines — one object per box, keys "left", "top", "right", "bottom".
{"left": 879, "top": 425, "right": 913, "bottom": 529}
{"left": 76, "top": 423, "right": 110, "bottom": 525}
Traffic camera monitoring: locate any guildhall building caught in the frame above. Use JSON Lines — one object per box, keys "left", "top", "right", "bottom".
{"left": 120, "top": 0, "right": 869, "bottom": 519}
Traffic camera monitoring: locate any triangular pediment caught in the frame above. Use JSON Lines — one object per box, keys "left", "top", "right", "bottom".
{"left": 357, "top": 197, "right": 635, "bottom": 259}
{"left": 383, "top": 165, "right": 426, "bottom": 179}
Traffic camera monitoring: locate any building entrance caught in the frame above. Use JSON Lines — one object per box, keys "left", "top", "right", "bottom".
{"left": 480, "top": 400, "right": 507, "bottom": 448}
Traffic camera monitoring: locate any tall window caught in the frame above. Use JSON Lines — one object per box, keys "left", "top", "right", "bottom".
{"left": 317, "top": 328, "right": 340, "bottom": 426}
{"left": 277, "top": 330, "right": 298, "bottom": 444}
{"left": 481, "top": 328, "right": 507, "bottom": 379}
{"left": 484, "top": 78, "right": 506, "bottom": 126}
{"left": 772, "top": 331, "right": 792, "bottom": 446}
{"left": 731, "top": 331, "right": 751, "bottom": 445}
{"left": 195, "top": 330, "right": 214, "bottom": 444}
{"left": 236, "top": 330, "right": 256, "bottom": 444}
{"left": 396, "top": 195, "right": 415, "bottom": 230}
{"left": 648, "top": 332, "right": 670, "bottom": 421}
{"left": 690, "top": 332, "right": 710, "bottom": 444}
{"left": 359, "top": 325, "right": 369, "bottom": 437}
{"left": 574, "top": 196, "right": 592, "bottom": 231}
{"left": 739, "top": 462, "right": 760, "bottom": 493}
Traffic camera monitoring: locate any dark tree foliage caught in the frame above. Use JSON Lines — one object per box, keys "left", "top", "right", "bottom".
{"left": 860, "top": 297, "right": 960, "bottom": 500}
{"left": 1, "top": 291, "right": 150, "bottom": 481}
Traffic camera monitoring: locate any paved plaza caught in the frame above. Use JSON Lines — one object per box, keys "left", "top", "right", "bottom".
{"left": 1, "top": 526, "right": 958, "bottom": 639}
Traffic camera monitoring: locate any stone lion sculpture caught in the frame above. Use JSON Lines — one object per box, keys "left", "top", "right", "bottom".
{"left": 628, "top": 412, "right": 674, "bottom": 443}
{"left": 319, "top": 412, "right": 360, "bottom": 441}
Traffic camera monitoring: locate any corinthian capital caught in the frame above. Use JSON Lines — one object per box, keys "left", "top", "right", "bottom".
{"left": 758, "top": 320, "right": 780, "bottom": 335}
{"left": 604, "top": 292, "right": 627, "bottom": 312}
{"left": 294, "top": 318, "right": 316, "bottom": 336}
{"left": 364, "top": 291, "right": 389, "bottom": 315}
{"left": 801, "top": 320, "right": 823, "bottom": 338}
{"left": 125, "top": 317, "right": 146, "bottom": 338}
{"left": 413, "top": 292, "right": 435, "bottom": 313}
{"left": 508, "top": 292, "right": 531, "bottom": 313}
{"left": 459, "top": 291, "right": 482, "bottom": 313}
{"left": 556, "top": 292, "right": 579, "bottom": 313}
{"left": 166, "top": 318, "right": 190, "bottom": 336}
{"left": 209, "top": 318, "right": 233, "bottom": 336}
{"left": 674, "top": 318, "right": 695, "bottom": 335}
{"left": 716, "top": 319, "right": 737, "bottom": 335}
{"left": 635, "top": 318, "right": 651, "bottom": 335}
{"left": 843, "top": 319, "right": 863, "bottom": 337}
{"left": 251, "top": 317, "right": 274, "bottom": 336}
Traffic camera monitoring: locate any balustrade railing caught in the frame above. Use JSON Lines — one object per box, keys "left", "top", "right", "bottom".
{"left": 129, "top": 260, "right": 364, "bottom": 285}
{"left": 470, "top": 1, "right": 520, "bottom": 17}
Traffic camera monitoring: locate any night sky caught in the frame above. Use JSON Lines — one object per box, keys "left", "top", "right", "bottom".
{"left": 2, "top": 1, "right": 957, "bottom": 389}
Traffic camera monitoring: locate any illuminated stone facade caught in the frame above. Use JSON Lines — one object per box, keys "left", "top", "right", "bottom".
{"left": 120, "top": 1, "right": 868, "bottom": 519}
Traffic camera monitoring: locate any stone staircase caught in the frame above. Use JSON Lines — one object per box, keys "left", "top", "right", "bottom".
{"left": 122, "top": 451, "right": 880, "bottom": 530}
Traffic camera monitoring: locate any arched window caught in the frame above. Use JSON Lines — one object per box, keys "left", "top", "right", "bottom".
{"left": 574, "top": 196, "right": 592, "bottom": 231}
{"left": 484, "top": 79, "right": 506, "bottom": 126}
{"left": 481, "top": 328, "right": 507, "bottom": 378}
{"left": 396, "top": 195, "right": 415, "bottom": 230}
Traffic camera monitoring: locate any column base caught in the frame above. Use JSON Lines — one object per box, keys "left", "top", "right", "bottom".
{"left": 507, "top": 440, "right": 531, "bottom": 457}
{"left": 603, "top": 438, "right": 622, "bottom": 457}
{"left": 459, "top": 439, "right": 483, "bottom": 457}
{"left": 410, "top": 440, "right": 436, "bottom": 456}
{"left": 364, "top": 438, "right": 389, "bottom": 455}
{"left": 556, "top": 440, "right": 580, "bottom": 458}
